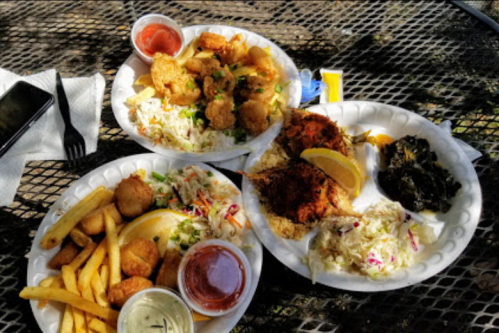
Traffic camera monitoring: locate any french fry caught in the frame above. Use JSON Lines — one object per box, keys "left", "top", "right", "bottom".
{"left": 134, "top": 74, "right": 154, "bottom": 87}
{"left": 38, "top": 276, "right": 64, "bottom": 309}
{"left": 61, "top": 266, "right": 87, "bottom": 333}
{"left": 19, "top": 287, "right": 119, "bottom": 322}
{"left": 194, "top": 50, "right": 214, "bottom": 58}
{"left": 69, "top": 242, "right": 98, "bottom": 271}
{"left": 78, "top": 238, "right": 108, "bottom": 292}
{"left": 41, "top": 186, "right": 106, "bottom": 249}
{"left": 89, "top": 318, "right": 117, "bottom": 333}
{"left": 99, "top": 189, "right": 115, "bottom": 206}
{"left": 82, "top": 286, "right": 96, "bottom": 332}
{"left": 103, "top": 211, "right": 121, "bottom": 288}
{"left": 176, "top": 37, "right": 197, "bottom": 67}
{"left": 100, "top": 265, "right": 109, "bottom": 292}
{"left": 192, "top": 311, "right": 212, "bottom": 322}
{"left": 232, "top": 65, "right": 257, "bottom": 78}
{"left": 126, "top": 86, "right": 157, "bottom": 106}
{"left": 70, "top": 227, "right": 93, "bottom": 247}
{"left": 39, "top": 276, "right": 56, "bottom": 288}
{"left": 60, "top": 304, "right": 74, "bottom": 333}
{"left": 91, "top": 272, "right": 110, "bottom": 308}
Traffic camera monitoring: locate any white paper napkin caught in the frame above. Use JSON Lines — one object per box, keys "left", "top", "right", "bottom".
{"left": 0, "top": 68, "right": 105, "bottom": 206}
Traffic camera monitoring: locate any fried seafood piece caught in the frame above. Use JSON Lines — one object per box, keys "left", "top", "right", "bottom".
{"left": 80, "top": 203, "right": 123, "bottom": 235}
{"left": 277, "top": 108, "right": 348, "bottom": 157}
{"left": 203, "top": 66, "right": 235, "bottom": 100}
{"left": 205, "top": 97, "right": 236, "bottom": 130}
{"left": 219, "top": 34, "right": 247, "bottom": 66}
{"left": 47, "top": 241, "right": 80, "bottom": 270}
{"left": 115, "top": 174, "right": 153, "bottom": 218}
{"left": 185, "top": 57, "right": 221, "bottom": 79}
{"left": 168, "top": 74, "right": 202, "bottom": 106}
{"left": 156, "top": 248, "right": 182, "bottom": 289}
{"left": 120, "top": 238, "right": 160, "bottom": 278}
{"left": 239, "top": 75, "right": 274, "bottom": 104}
{"left": 150, "top": 53, "right": 183, "bottom": 94}
{"left": 243, "top": 161, "right": 360, "bottom": 223}
{"left": 198, "top": 31, "right": 227, "bottom": 51}
{"left": 108, "top": 276, "right": 153, "bottom": 308}
{"left": 238, "top": 100, "right": 269, "bottom": 135}
{"left": 246, "top": 46, "right": 276, "bottom": 79}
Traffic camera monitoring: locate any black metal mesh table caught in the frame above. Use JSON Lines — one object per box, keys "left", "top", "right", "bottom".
{"left": 1, "top": 1, "right": 499, "bottom": 332}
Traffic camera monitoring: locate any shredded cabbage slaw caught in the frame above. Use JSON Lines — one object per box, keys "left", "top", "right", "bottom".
{"left": 305, "top": 199, "right": 437, "bottom": 281}
{"left": 148, "top": 165, "right": 248, "bottom": 249}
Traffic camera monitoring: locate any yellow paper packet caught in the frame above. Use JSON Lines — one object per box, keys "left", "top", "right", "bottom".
{"left": 320, "top": 69, "right": 343, "bottom": 103}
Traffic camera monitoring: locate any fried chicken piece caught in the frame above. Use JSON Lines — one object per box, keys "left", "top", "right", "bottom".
{"left": 198, "top": 31, "right": 227, "bottom": 51}
{"left": 243, "top": 161, "right": 360, "bottom": 223}
{"left": 120, "top": 238, "right": 160, "bottom": 278}
{"left": 47, "top": 241, "right": 80, "bottom": 270}
{"left": 205, "top": 97, "right": 236, "bottom": 130}
{"left": 80, "top": 203, "right": 123, "bottom": 235}
{"left": 115, "top": 175, "right": 153, "bottom": 218}
{"left": 150, "top": 53, "right": 183, "bottom": 94}
{"left": 185, "top": 57, "right": 221, "bottom": 79}
{"left": 168, "top": 74, "right": 202, "bottom": 106}
{"left": 219, "top": 34, "right": 247, "bottom": 66}
{"left": 156, "top": 248, "right": 182, "bottom": 289}
{"left": 108, "top": 276, "right": 153, "bottom": 308}
{"left": 246, "top": 46, "right": 276, "bottom": 79}
{"left": 238, "top": 100, "right": 269, "bottom": 135}
{"left": 203, "top": 66, "right": 235, "bottom": 100}
{"left": 239, "top": 75, "right": 274, "bottom": 104}
{"left": 277, "top": 108, "right": 348, "bottom": 157}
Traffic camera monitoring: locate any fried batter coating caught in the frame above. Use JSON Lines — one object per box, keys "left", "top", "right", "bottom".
{"left": 198, "top": 31, "right": 227, "bottom": 51}
{"left": 205, "top": 97, "right": 236, "bottom": 130}
{"left": 168, "top": 75, "right": 202, "bottom": 106}
{"left": 120, "top": 238, "right": 160, "bottom": 278}
{"left": 115, "top": 175, "right": 153, "bottom": 218}
{"left": 243, "top": 161, "right": 360, "bottom": 224}
{"left": 219, "top": 34, "right": 247, "bottom": 66}
{"left": 47, "top": 241, "right": 80, "bottom": 270}
{"left": 238, "top": 100, "right": 269, "bottom": 135}
{"left": 151, "top": 53, "right": 183, "bottom": 94}
{"left": 239, "top": 75, "right": 274, "bottom": 104}
{"left": 277, "top": 108, "right": 348, "bottom": 157}
{"left": 108, "top": 276, "right": 153, "bottom": 308}
{"left": 246, "top": 46, "right": 276, "bottom": 79}
{"left": 80, "top": 203, "right": 123, "bottom": 235}
{"left": 155, "top": 248, "right": 182, "bottom": 289}
{"left": 185, "top": 57, "right": 221, "bottom": 80}
{"left": 203, "top": 67, "right": 235, "bottom": 100}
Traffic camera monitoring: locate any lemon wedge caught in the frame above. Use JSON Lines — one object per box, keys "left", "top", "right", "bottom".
{"left": 118, "top": 209, "right": 190, "bottom": 256}
{"left": 300, "top": 148, "right": 362, "bottom": 198}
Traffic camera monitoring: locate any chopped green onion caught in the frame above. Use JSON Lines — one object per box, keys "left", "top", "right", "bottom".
{"left": 212, "top": 70, "right": 226, "bottom": 81}
{"left": 255, "top": 88, "right": 264, "bottom": 93}
{"left": 152, "top": 172, "right": 166, "bottom": 182}
{"left": 214, "top": 94, "right": 223, "bottom": 100}
{"left": 284, "top": 80, "right": 292, "bottom": 87}
{"left": 275, "top": 83, "right": 282, "bottom": 93}
{"left": 216, "top": 87, "right": 224, "bottom": 94}
{"left": 186, "top": 79, "right": 195, "bottom": 89}
{"left": 207, "top": 171, "right": 214, "bottom": 177}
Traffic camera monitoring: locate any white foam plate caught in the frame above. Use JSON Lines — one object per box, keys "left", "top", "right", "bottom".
{"left": 111, "top": 25, "right": 301, "bottom": 162}
{"left": 243, "top": 101, "right": 482, "bottom": 292}
{"left": 27, "top": 153, "right": 262, "bottom": 333}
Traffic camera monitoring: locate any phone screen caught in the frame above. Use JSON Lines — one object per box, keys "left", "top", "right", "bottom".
{"left": 0, "top": 81, "right": 54, "bottom": 149}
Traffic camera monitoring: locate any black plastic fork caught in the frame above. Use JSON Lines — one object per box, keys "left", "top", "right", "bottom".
{"left": 56, "top": 72, "right": 86, "bottom": 168}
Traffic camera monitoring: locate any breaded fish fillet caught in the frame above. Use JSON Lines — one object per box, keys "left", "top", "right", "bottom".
{"left": 277, "top": 108, "right": 348, "bottom": 157}
{"left": 244, "top": 161, "right": 360, "bottom": 224}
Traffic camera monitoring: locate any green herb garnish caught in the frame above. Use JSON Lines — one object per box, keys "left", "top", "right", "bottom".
{"left": 152, "top": 172, "right": 166, "bottom": 182}
{"left": 213, "top": 94, "right": 223, "bottom": 100}
{"left": 207, "top": 171, "right": 214, "bottom": 177}
{"left": 255, "top": 88, "right": 264, "bottom": 93}
{"left": 275, "top": 83, "right": 282, "bottom": 93}
{"left": 212, "top": 70, "right": 226, "bottom": 81}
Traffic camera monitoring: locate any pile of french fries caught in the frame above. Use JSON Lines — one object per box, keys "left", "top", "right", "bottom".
{"left": 20, "top": 186, "right": 125, "bottom": 333}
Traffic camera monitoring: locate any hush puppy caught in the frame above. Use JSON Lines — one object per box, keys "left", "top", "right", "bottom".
{"left": 114, "top": 175, "right": 153, "bottom": 218}
{"left": 120, "top": 238, "right": 160, "bottom": 278}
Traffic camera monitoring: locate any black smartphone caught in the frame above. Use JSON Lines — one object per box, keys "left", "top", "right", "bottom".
{"left": 0, "top": 81, "right": 54, "bottom": 158}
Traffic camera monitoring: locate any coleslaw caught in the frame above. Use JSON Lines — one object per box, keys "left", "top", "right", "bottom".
{"left": 305, "top": 199, "right": 437, "bottom": 281}
{"left": 147, "top": 165, "right": 248, "bottom": 248}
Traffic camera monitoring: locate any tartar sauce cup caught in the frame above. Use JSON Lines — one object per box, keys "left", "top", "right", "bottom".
{"left": 178, "top": 239, "right": 252, "bottom": 317}
{"left": 118, "top": 287, "right": 194, "bottom": 333}
{"left": 130, "top": 13, "right": 185, "bottom": 65}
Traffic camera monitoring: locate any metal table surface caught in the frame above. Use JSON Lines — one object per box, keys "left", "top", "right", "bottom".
{"left": 1, "top": 1, "right": 498, "bottom": 332}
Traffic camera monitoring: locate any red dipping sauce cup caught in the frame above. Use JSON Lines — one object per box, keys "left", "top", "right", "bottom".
{"left": 178, "top": 239, "right": 252, "bottom": 317}
{"left": 131, "top": 13, "right": 185, "bottom": 65}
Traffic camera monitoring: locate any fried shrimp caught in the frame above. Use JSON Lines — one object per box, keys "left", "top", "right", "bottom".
{"left": 120, "top": 238, "right": 160, "bottom": 278}
{"left": 80, "top": 203, "right": 123, "bottom": 235}
{"left": 238, "top": 100, "right": 269, "bottom": 135}
{"left": 205, "top": 97, "right": 236, "bottom": 130}
{"left": 115, "top": 174, "right": 153, "bottom": 218}
{"left": 108, "top": 276, "right": 153, "bottom": 308}
{"left": 150, "top": 53, "right": 183, "bottom": 94}
{"left": 240, "top": 75, "right": 274, "bottom": 104}
{"left": 203, "top": 67, "right": 235, "bottom": 100}
{"left": 185, "top": 57, "right": 221, "bottom": 79}
{"left": 156, "top": 248, "right": 182, "bottom": 289}
{"left": 246, "top": 46, "right": 276, "bottom": 78}
{"left": 168, "top": 75, "right": 202, "bottom": 106}
{"left": 219, "top": 34, "right": 247, "bottom": 66}
{"left": 47, "top": 241, "right": 80, "bottom": 270}
{"left": 198, "top": 31, "right": 227, "bottom": 50}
